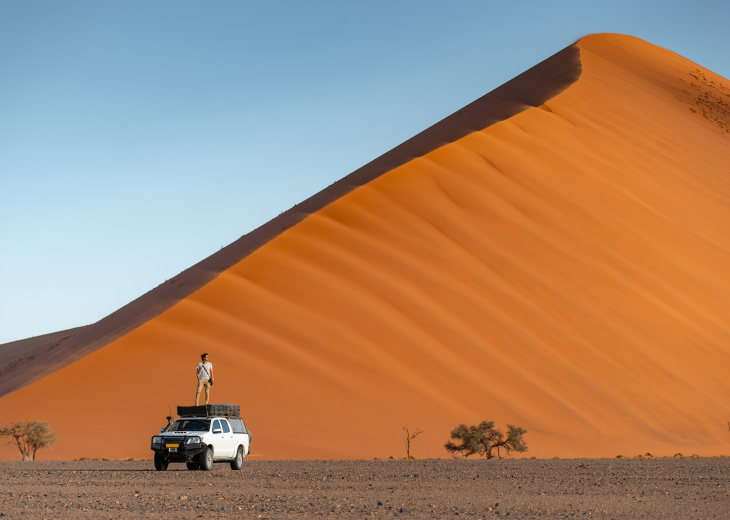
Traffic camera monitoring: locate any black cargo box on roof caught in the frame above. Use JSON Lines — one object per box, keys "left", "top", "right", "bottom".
{"left": 177, "top": 403, "right": 240, "bottom": 418}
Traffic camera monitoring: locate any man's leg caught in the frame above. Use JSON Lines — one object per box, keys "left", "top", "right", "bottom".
{"left": 195, "top": 379, "right": 205, "bottom": 405}
{"left": 204, "top": 380, "right": 211, "bottom": 404}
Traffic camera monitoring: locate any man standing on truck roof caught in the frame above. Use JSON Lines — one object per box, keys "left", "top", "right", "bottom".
{"left": 195, "top": 353, "right": 214, "bottom": 405}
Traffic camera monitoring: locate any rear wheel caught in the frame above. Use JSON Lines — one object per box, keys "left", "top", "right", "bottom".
{"left": 153, "top": 454, "right": 168, "bottom": 471}
{"left": 230, "top": 446, "right": 244, "bottom": 470}
{"left": 198, "top": 447, "right": 214, "bottom": 471}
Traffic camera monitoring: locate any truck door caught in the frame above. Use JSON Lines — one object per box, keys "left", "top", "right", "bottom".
{"left": 210, "top": 419, "right": 230, "bottom": 458}
{"left": 218, "top": 419, "right": 235, "bottom": 457}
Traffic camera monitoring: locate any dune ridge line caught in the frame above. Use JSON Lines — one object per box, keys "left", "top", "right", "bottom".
{"left": 0, "top": 42, "right": 581, "bottom": 398}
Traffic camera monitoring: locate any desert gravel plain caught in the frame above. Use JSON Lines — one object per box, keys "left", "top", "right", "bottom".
{"left": 0, "top": 458, "right": 728, "bottom": 519}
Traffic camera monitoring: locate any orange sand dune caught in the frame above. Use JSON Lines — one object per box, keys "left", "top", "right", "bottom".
{"left": 2, "top": 33, "right": 730, "bottom": 460}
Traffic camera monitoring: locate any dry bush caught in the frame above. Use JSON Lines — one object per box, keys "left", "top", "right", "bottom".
{"left": 445, "top": 421, "right": 527, "bottom": 459}
{"left": 0, "top": 421, "right": 57, "bottom": 460}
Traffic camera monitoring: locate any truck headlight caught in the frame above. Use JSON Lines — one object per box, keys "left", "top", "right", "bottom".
{"left": 185, "top": 436, "right": 201, "bottom": 444}
{"left": 152, "top": 436, "right": 163, "bottom": 445}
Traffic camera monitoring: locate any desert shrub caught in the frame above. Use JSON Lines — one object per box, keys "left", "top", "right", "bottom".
{"left": 0, "top": 421, "right": 57, "bottom": 461}
{"left": 444, "top": 421, "right": 527, "bottom": 459}
{"left": 635, "top": 452, "right": 655, "bottom": 460}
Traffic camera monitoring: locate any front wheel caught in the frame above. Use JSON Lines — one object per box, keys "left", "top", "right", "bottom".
{"left": 230, "top": 446, "right": 244, "bottom": 470}
{"left": 198, "top": 447, "right": 214, "bottom": 471}
{"left": 153, "top": 454, "right": 168, "bottom": 471}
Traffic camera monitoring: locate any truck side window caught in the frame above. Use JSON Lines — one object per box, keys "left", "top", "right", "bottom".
{"left": 221, "top": 420, "right": 230, "bottom": 433}
{"left": 230, "top": 418, "right": 244, "bottom": 433}
{"left": 212, "top": 419, "right": 221, "bottom": 433}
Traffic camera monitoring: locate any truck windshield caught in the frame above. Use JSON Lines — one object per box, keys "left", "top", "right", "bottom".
{"left": 168, "top": 419, "right": 210, "bottom": 432}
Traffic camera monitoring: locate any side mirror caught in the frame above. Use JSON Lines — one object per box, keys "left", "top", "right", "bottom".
{"left": 213, "top": 428, "right": 222, "bottom": 434}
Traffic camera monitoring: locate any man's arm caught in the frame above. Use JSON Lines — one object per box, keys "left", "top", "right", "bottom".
{"left": 209, "top": 365, "right": 214, "bottom": 381}
{"left": 196, "top": 363, "right": 201, "bottom": 378}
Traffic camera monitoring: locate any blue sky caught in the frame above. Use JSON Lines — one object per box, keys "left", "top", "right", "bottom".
{"left": 1, "top": 0, "right": 729, "bottom": 344}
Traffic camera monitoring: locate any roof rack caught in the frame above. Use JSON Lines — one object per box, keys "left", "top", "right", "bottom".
{"left": 177, "top": 403, "right": 240, "bottom": 418}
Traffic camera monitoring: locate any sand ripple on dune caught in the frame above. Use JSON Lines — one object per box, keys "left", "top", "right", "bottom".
{"left": 1, "top": 34, "right": 730, "bottom": 460}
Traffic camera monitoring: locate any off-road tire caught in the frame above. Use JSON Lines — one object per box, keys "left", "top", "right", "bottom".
{"left": 153, "top": 454, "right": 168, "bottom": 471}
{"left": 198, "top": 447, "right": 214, "bottom": 471}
{"left": 230, "top": 446, "right": 244, "bottom": 470}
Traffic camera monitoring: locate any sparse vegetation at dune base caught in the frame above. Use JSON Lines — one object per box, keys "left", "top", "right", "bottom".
{"left": 615, "top": 452, "right": 729, "bottom": 460}
{"left": 445, "top": 421, "right": 528, "bottom": 459}
{"left": 402, "top": 426, "right": 424, "bottom": 459}
{"left": 0, "top": 421, "right": 57, "bottom": 461}
{"left": 3, "top": 414, "right": 727, "bottom": 463}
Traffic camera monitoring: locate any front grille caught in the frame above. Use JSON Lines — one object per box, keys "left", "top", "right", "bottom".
{"left": 161, "top": 437, "right": 185, "bottom": 447}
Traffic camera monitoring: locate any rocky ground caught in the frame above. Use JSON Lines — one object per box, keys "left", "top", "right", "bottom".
{"left": 0, "top": 458, "right": 728, "bottom": 519}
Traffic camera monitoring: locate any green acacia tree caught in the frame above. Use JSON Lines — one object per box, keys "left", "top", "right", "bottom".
{"left": 0, "top": 421, "right": 57, "bottom": 460}
{"left": 444, "top": 421, "right": 527, "bottom": 459}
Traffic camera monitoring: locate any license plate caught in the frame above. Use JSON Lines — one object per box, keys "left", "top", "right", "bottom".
{"left": 169, "top": 447, "right": 178, "bottom": 452}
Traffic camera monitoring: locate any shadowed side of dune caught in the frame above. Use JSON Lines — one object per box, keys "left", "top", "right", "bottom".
{"left": 0, "top": 43, "right": 581, "bottom": 398}
{"left": 0, "top": 327, "right": 89, "bottom": 387}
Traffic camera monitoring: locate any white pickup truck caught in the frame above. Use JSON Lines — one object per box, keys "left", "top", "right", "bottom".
{"left": 150, "top": 403, "right": 252, "bottom": 471}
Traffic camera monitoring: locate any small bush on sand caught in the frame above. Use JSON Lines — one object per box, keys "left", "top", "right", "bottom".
{"left": 444, "top": 421, "right": 527, "bottom": 459}
{"left": 0, "top": 421, "right": 57, "bottom": 461}
{"left": 636, "top": 453, "right": 655, "bottom": 460}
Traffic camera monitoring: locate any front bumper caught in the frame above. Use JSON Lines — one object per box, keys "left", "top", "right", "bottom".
{"left": 151, "top": 436, "right": 206, "bottom": 462}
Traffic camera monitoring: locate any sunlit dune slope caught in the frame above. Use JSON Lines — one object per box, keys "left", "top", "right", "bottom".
{"left": 2, "top": 33, "right": 730, "bottom": 460}
{"left": 0, "top": 42, "right": 579, "bottom": 398}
